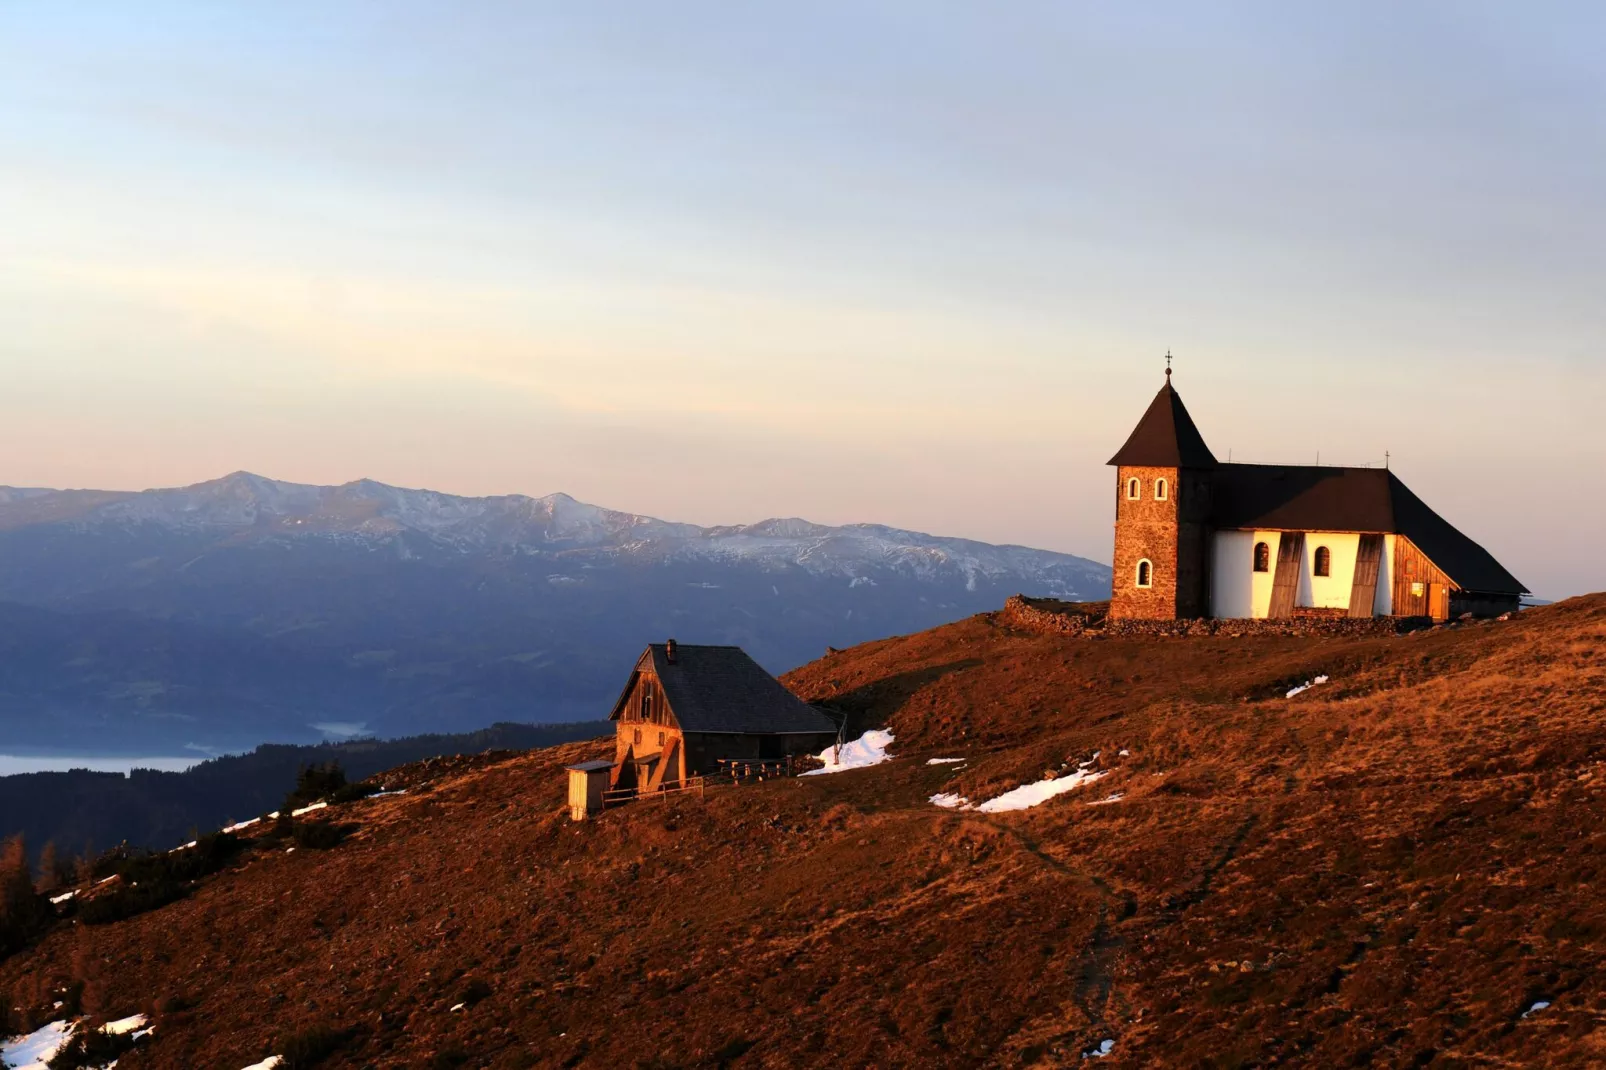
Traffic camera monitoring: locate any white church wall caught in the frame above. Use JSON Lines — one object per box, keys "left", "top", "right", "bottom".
{"left": 1303, "top": 532, "right": 1361, "bottom": 610}
{"left": 1211, "top": 530, "right": 1284, "bottom": 618}
{"left": 1211, "top": 530, "right": 1255, "bottom": 618}
{"left": 1213, "top": 530, "right": 1394, "bottom": 617}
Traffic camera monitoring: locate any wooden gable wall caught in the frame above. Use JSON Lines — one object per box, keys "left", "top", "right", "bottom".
{"left": 1392, "top": 537, "right": 1454, "bottom": 621}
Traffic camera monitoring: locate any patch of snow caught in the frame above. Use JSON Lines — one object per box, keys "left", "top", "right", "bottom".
{"left": 1088, "top": 793, "right": 1125, "bottom": 806}
{"left": 50, "top": 890, "right": 77, "bottom": 905}
{"left": 368, "top": 789, "right": 407, "bottom": 798}
{"left": 926, "top": 758, "right": 966, "bottom": 765}
{"left": 1083, "top": 1038, "right": 1115, "bottom": 1058}
{"left": 290, "top": 801, "right": 328, "bottom": 817}
{"left": 2, "top": 1019, "right": 74, "bottom": 1069}
{"left": 800, "top": 730, "right": 895, "bottom": 776}
{"left": 930, "top": 767, "right": 1109, "bottom": 813}
{"left": 1286, "top": 675, "right": 1331, "bottom": 699}
{"left": 239, "top": 1058, "right": 283, "bottom": 1070}
{"left": 1118, "top": 749, "right": 1130, "bottom": 757}
{"left": 223, "top": 817, "right": 261, "bottom": 833}
{"left": 1523, "top": 1000, "right": 1551, "bottom": 1018}
{"left": 449, "top": 1003, "right": 465, "bottom": 1012}
{"left": 171, "top": 840, "right": 197, "bottom": 852}
{"left": 103, "top": 1015, "right": 148, "bottom": 1036}
{"left": 285, "top": 847, "right": 296, "bottom": 854}
{"left": 96, "top": 875, "right": 118, "bottom": 885}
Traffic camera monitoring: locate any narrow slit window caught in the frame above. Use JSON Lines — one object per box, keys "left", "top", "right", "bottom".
{"left": 1253, "top": 542, "right": 1270, "bottom": 573}
{"left": 1154, "top": 478, "right": 1169, "bottom": 501}
{"left": 641, "top": 690, "right": 653, "bottom": 722}
{"left": 1135, "top": 559, "right": 1153, "bottom": 588}
{"left": 1314, "top": 546, "right": 1332, "bottom": 577}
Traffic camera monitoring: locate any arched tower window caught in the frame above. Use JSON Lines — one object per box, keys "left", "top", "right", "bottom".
{"left": 641, "top": 690, "right": 654, "bottom": 722}
{"left": 1135, "top": 559, "right": 1153, "bottom": 588}
{"left": 1314, "top": 546, "right": 1332, "bottom": 577}
{"left": 1253, "top": 542, "right": 1270, "bottom": 573}
{"left": 1126, "top": 478, "right": 1140, "bottom": 500}
{"left": 1154, "top": 478, "right": 1169, "bottom": 501}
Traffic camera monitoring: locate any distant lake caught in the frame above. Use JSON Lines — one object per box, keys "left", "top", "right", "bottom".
{"left": 0, "top": 755, "right": 203, "bottom": 776}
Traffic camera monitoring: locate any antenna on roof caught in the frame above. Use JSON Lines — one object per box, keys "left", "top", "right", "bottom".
{"left": 1385, "top": 451, "right": 1390, "bottom": 470}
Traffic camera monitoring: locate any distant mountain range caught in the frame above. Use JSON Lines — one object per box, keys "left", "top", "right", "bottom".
{"left": 0, "top": 472, "right": 1110, "bottom": 752}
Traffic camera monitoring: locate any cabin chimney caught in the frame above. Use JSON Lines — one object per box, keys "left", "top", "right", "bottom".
{"left": 665, "top": 638, "right": 678, "bottom": 664}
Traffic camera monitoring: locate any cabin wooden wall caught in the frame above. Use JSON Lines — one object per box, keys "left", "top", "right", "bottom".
{"left": 1391, "top": 537, "right": 1454, "bottom": 620}
{"left": 613, "top": 671, "right": 685, "bottom": 785}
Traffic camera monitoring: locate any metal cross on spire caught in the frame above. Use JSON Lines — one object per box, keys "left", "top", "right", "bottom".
{"left": 1165, "top": 350, "right": 1173, "bottom": 381}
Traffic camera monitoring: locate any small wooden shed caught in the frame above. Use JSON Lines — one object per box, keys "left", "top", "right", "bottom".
{"left": 566, "top": 759, "right": 615, "bottom": 821}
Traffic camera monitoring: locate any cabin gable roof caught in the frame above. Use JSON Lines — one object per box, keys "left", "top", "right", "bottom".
{"left": 610, "top": 644, "right": 838, "bottom": 735}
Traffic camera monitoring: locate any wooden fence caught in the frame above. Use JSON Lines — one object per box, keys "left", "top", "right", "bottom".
{"left": 602, "top": 776, "right": 706, "bottom": 809}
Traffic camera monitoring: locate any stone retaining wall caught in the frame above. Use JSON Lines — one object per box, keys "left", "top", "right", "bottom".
{"left": 1000, "top": 594, "right": 1426, "bottom": 639}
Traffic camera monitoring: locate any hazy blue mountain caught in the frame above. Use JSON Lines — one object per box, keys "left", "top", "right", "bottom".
{"left": 0, "top": 473, "right": 1110, "bottom": 751}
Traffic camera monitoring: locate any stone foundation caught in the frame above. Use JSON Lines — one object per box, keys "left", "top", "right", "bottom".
{"left": 1000, "top": 594, "right": 1427, "bottom": 640}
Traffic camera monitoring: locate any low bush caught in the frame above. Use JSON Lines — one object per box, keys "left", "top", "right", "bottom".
{"left": 291, "top": 820, "right": 354, "bottom": 851}
{"left": 79, "top": 831, "right": 248, "bottom": 925}
{"left": 46, "top": 1022, "right": 145, "bottom": 1069}
{"left": 331, "top": 780, "right": 380, "bottom": 804}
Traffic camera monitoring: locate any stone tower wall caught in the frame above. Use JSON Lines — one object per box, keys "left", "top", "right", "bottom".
{"left": 1110, "top": 465, "right": 1212, "bottom": 620}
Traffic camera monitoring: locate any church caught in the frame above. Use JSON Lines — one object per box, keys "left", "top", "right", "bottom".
{"left": 1108, "top": 368, "right": 1526, "bottom": 623}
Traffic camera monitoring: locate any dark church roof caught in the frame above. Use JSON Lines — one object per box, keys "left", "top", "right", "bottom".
{"left": 1211, "top": 464, "right": 1526, "bottom": 595}
{"left": 609, "top": 644, "right": 840, "bottom": 735}
{"left": 1107, "top": 379, "right": 1219, "bottom": 468}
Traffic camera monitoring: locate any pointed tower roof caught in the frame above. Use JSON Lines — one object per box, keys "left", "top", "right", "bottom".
{"left": 1107, "top": 376, "right": 1218, "bottom": 468}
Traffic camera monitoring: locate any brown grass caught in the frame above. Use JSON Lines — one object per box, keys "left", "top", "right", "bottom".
{"left": 3, "top": 596, "right": 1605, "bottom": 1067}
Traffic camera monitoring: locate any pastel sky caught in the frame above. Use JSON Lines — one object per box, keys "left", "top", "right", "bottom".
{"left": 1, "top": 3, "right": 1602, "bottom": 598}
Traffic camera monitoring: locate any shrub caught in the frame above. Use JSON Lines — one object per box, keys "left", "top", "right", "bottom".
{"left": 291, "top": 820, "right": 353, "bottom": 851}
{"left": 0, "top": 835, "right": 52, "bottom": 959}
{"left": 79, "top": 831, "right": 247, "bottom": 926}
{"left": 331, "top": 780, "right": 380, "bottom": 804}
{"left": 46, "top": 1022, "right": 145, "bottom": 1069}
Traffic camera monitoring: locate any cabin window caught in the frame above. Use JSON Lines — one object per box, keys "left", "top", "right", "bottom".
{"left": 641, "top": 690, "right": 653, "bottom": 722}
{"left": 1126, "top": 477, "right": 1140, "bottom": 500}
{"left": 658, "top": 731, "right": 665, "bottom": 746}
{"left": 1253, "top": 542, "right": 1270, "bottom": 573}
{"left": 1154, "top": 478, "right": 1169, "bottom": 501}
{"left": 633, "top": 728, "right": 642, "bottom": 745}
{"left": 1135, "top": 559, "right": 1153, "bottom": 588}
{"left": 1314, "top": 545, "right": 1332, "bottom": 577}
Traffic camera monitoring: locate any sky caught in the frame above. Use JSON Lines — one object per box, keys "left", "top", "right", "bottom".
{"left": 1, "top": 2, "right": 1602, "bottom": 599}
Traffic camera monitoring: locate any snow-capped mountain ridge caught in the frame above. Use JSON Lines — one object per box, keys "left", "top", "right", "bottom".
{"left": 4, "top": 473, "right": 1105, "bottom": 593}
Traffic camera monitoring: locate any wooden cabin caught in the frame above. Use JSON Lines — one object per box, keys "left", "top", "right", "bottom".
{"left": 608, "top": 640, "right": 840, "bottom": 793}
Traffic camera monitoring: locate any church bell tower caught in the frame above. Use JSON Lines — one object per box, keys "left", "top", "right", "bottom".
{"left": 1107, "top": 358, "right": 1217, "bottom": 621}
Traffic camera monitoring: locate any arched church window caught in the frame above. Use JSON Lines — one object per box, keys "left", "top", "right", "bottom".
{"left": 1126, "top": 478, "right": 1140, "bottom": 500}
{"left": 1253, "top": 542, "right": 1270, "bottom": 573}
{"left": 1135, "top": 559, "right": 1153, "bottom": 588}
{"left": 1154, "top": 478, "right": 1169, "bottom": 501}
{"left": 1314, "top": 546, "right": 1332, "bottom": 578}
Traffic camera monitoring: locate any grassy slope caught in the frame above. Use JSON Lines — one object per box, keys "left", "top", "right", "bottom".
{"left": 4, "top": 596, "right": 1605, "bottom": 1068}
